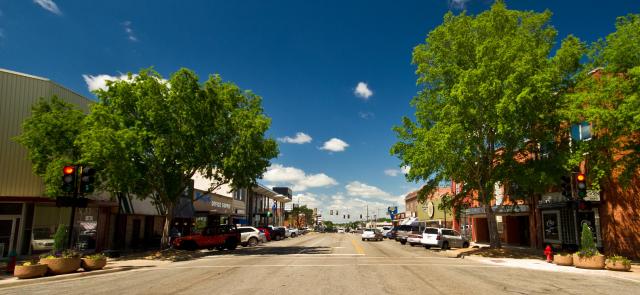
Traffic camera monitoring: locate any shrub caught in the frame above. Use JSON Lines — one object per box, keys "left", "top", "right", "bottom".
{"left": 53, "top": 225, "right": 68, "bottom": 252}
{"left": 608, "top": 255, "right": 631, "bottom": 267}
{"left": 577, "top": 223, "right": 599, "bottom": 257}
{"left": 84, "top": 253, "right": 106, "bottom": 260}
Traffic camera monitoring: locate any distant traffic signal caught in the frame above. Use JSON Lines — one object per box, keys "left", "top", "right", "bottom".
{"left": 576, "top": 173, "right": 587, "bottom": 199}
{"left": 560, "top": 176, "right": 572, "bottom": 198}
{"left": 360, "top": 214, "right": 363, "bottom": 219}
{"left": 347, "top": 214, "right": 350, "bottom": 219}
{"left": 61, "top": 165, "right": 77, "bottom": 193}
{"left": 330, "top": 210, "right": 333, "bottom": 215}
{"left": 80, "top": 166, "right": 96, "bottom": 194}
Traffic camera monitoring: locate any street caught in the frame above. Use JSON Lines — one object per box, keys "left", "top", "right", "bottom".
{"left": 2, "top": 233, "right": 639, "bottom": 295}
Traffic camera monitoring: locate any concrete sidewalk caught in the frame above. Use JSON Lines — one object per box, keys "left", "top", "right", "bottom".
{"left": 0, "top": 258, "right": 170, "bottom": 289}
{"left": 464, "top": 255, "right": 640, "bottom": 283}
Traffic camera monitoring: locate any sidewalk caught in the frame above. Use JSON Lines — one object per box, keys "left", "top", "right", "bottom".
{"left": 464, "top": 255, "right": 640, "bottom": 283}
{"left": 0, "top": 258, "right": 170, "bottom": 289}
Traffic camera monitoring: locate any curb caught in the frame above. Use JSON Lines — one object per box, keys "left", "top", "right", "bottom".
{"left": 0, "top": 267, "right": 130, "bottom": 289}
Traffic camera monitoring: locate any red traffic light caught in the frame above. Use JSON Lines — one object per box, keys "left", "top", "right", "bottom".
{"left": 63, "top": 166, "right": 75, "bottom": 175}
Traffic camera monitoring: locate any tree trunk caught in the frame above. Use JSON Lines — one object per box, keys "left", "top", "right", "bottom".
{"left": 485, "top": 204, "right": 502, "bottom": 248}
{"left": 161, "top": 206, "right": 174, "bottom": 249}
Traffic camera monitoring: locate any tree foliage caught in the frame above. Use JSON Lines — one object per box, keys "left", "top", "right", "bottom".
{"left": 79, "top": 68, "right": 278, "bottom": 245}
{"left": 391, "top": 1, "right": 583, "bottom": 248}
{"left": 14, "top": 96, "right": 86, "bottom": 197}
{"left": 568, "top": 14, "right": 640, "bottom": 188}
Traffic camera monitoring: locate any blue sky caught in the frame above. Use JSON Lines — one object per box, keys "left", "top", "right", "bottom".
{"left": 1, "top": 0, "right": 638, "bottom": 223}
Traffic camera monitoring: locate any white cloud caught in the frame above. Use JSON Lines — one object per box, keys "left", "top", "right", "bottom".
{"left": 354, "top": 82, "right": 373, "bottom": 100}
{"left": 384, "top": 166, "right": 410, "bottom": 177}
{"left": 320, "top": 138, "right": 349, "bottom": 152}
{"left": 82, "top": 73, "right": 168, "bottom": 92}
{"left": 358, "top": 111, "right": 374, "bottom": 119}
{"left": 262, "top": 164, "right": 337, "bottom": 191}
{"left": 82, "top": 73, "right": 133, "bottom": 92}
{"left": 33, "top": 0, "right": 61, "bottom": 15}
{"left": 449, "top": 0, "right": 470, "bottom": 9}
{"left": 278, "top": 132, "right": 312, "bottom": 144}
{"left": 122, "top": 21, "right": 138, "bottom": 42}
{"left": 384, "top": 169, "right": 400, "bottom": 177}
{"left": 346, "top": 181, "right": 391, "bottom": 198}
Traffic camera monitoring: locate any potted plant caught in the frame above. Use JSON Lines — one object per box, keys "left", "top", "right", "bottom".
{"left": 606, "top": 255, "right": 631, "bottom": 271}
{"left": 39, "top": 250, "right": 82, "bottom": 275}
{"left": 553, "top": 252, "right": 573, "bottom": 266}
{"left": 13, "top": 260, "right": 48, "bottom": 279}
{"left": 82, "top": 253, "right": 107, "bottom": 271}
{"left": 573, "top": 223, "right": 605, "bottom": 269}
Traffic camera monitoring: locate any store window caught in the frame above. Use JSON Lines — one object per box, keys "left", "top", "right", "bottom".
{"left": 542, "top": 211, "right": 562, "bottom": 243}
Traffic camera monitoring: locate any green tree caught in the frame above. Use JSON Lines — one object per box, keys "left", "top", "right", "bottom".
{"left": 291, "top": 205, "right": 314, "bottom": 227}
{"left": 79, "top": 68, "right": 278, "bottom": 247}
{"left": 391, "top": 2, "right": 583, "bottom": 248}
{"left": 14, "top": 96, "right": 86, "bottom": 197}
{"left": 567, "top": 14, "right": 640, "bottom": 189}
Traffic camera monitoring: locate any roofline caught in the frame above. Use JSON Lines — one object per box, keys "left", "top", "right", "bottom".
{"left": 0, "top": 68, "right": 94, "bottom": 104}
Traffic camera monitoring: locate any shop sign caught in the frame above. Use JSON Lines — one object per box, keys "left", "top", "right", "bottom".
{"left": 583, "top": 190, "right": 600, "bottom": 202}
{"left": 211, "top": 200, "right": 231, "bottom": 209}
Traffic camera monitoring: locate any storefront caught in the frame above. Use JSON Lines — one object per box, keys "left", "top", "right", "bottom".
{"left": 538, "top": 192, "right": 602, "bottom": 250}
{"left": 193, "top": 190, "right": 233, "bottom": 229}
{"left": 463, "top": 204, "right": 532, "bottom": 246}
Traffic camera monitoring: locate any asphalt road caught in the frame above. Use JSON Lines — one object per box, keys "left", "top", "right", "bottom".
{"left": 3, "top": 233, "right": 639, "bottom": 294}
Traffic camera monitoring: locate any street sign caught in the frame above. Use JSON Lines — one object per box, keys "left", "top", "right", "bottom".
{"left": 583, "top": 190, "right": 600, "bottom": 202}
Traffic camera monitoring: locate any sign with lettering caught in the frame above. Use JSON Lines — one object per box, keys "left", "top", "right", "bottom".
{"left": 583, "top": 190, "right": 600, "bottom": 202}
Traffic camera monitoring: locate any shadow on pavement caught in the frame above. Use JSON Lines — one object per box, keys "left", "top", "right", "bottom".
{"left": 111, "top": 245, "right": 333, "bottom": 262}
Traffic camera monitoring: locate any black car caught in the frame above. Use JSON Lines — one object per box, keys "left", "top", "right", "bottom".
{"left": 385, "top": 226, "right": 398, "bottom": 239}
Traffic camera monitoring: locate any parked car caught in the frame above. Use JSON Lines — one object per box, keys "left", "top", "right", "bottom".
{"left": 172, "top": 224, "right": 240, "bottom": 251}
{"left": 380, "top": 226, "right": 392, "bottom": 237}
{"left": 420, "top": 227, "right": 469, "bottom": 250}
{"left": 267, "top": 226, "right": 286, "bottom": 240}
{"left": 288, "top": 227, "right": 300, "bottom": 237}
{"left": 407, "top": 233, "right": 423, "bottom": 246}
{"left": 337, "top": 228, "right": 345, "bottom": 234}
{"left": 385, "top": 227, "right": 398, "bottom": 239}
{"left": 31, "top": 228, "right": 54, "bottom": 251}
{"left": 257, "top": 227, "right": 271, "bottom": 241}
{"left": 396, "top": 222, "right": 425, "bottom": 245}
{"left": 361, "top": 228, "right": 384, "bottom": 241}
{"left": 238, "top": 226, "right": 263, "bottom": 247}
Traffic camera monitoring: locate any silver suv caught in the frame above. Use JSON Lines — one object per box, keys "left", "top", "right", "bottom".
{"left": 420, "top": 227, "right": 469, "bottom": 249}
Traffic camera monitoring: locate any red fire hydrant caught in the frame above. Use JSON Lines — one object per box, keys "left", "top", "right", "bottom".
{"left": 544, "top": 245, "right": 553, "bottom": 263}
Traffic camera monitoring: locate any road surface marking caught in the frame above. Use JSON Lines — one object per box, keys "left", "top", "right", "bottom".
{"left": 350, "top": 239, "right": 366, "bottom": 255}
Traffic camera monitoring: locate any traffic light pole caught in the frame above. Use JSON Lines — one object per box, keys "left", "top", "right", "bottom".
{"left": 67, "top": 188, "right": 77, "bottom": 250}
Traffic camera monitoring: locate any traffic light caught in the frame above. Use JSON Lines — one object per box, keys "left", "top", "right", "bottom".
{"left": 266, "top": 211, "right": 272, "bottom": 217}
{"left": 61, "top": 165, "right": 77, "bottom": 193}
{"left": 343, "top": 215, "right": 345, "bottom": 219}
{"left": 560, "top": 176, "right": 572, "bottom": 198}
{"left": 360, "top": 214, "right": 363, "bottom": 219}
{"left": 79, "top": 166, "right": 96, "bottom": 194}
{"left": 347, "top": 214, "right": 350, "bottom": 219}
{"left": 576, "top": 173, "right": 587, "bottom": 199}
{"left": 330, "top": 210, "right": 333, "bottom": 215}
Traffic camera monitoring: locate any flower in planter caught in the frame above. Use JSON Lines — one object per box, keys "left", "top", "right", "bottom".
{"left": 83, "top": 253, "right": 106, "bottom": 260}
{"left": 607, "top": 255, "right": 631, "bottom": 267}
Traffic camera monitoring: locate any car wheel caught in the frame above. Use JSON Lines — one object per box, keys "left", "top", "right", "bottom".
{"left": 216, "top": 246, "right": 225, "bottom": 251}
{"left": 362, "top": 238, "right": 365, "bottom": 241}
{"left": 400, "top": 241, "right": 406, "bottom": 245}
{"left": 186, "top": 241, "right": 198, "bottom": 251}
{"left": 291, "top": 233, "right": 297, "bottom": 238}
{"left": 462, "top": 242, "right": 470, "bottom": 248}
{"left": 248, "top": 237, "right": 258, "bottom": 247}
{"left": 442, "top": 241, "right": 449, "bottom": 250}
{"left": 424, "top": 245, "right": 431, "bottom": 249}
{"left": 225, "top": 238, "right": 238, "bottom": 250}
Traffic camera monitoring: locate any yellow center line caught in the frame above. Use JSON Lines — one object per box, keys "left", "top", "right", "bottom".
{"left": 350, "top": 238, "right": 366, "bottom": 255}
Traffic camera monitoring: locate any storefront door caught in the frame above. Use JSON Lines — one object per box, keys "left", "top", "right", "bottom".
{"left": 0, "top": 218, "right": 16, "bottom": 257}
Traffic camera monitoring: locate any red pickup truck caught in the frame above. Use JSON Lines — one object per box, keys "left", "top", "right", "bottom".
{"left": 172, "top": 225, "right": 240, "bottom": 251}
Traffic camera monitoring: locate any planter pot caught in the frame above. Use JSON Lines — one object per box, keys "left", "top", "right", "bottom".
{"left": 13, "top": 264, "right": 48, "bottom": 279}
{"left": 39, "top": 257, "right": 81, "bottom": 275}
{"left": 553, "top": 254, "right": 573, "bottom": 266}
{"left": 81, "top": 258, "right": 107, "bottom": 271}
{"left": 606, "top": 260, "right": 631, "bottom": 272}
{"left": 572, "top": 254, "right": 605, "bottom": 269}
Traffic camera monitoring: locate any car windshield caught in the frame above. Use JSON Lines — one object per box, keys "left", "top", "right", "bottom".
{"left": 364, "top": 229, "right": 373, "bottom": 232}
